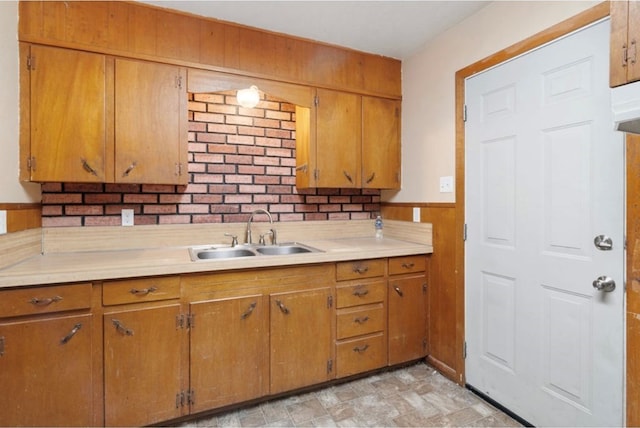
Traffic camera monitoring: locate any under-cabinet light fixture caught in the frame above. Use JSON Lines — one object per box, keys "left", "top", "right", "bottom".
{"left": 237, "top": 85, "right": 261, "bottom": 108}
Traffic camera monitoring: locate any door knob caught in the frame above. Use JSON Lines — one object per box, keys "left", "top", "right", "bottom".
{"left": 592, "top": 276, "right": 616, "bottom": 292}
{"left": 594, "top": 235, "right": 613, "bottom": 251}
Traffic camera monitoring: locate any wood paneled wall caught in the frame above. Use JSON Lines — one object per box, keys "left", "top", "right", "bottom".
{"left": 381, "top": 203, "right": 462, "bottom": 383}
{"left": 0, "top": 203, "right": 41, "bottom": 233}
{"left": 627, "top": 134, "right": 640, "bottom": 427}
{"left": 18, "top": 1, "right": 401, "bottom": 99}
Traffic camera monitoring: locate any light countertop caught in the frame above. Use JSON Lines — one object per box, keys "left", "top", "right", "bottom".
{"left": 0, "top": 220, "right": 433, "bottom": 288}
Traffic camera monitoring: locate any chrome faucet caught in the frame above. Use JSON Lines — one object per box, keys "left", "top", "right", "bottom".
{"left": 246, "top": 209, "right": 277, "bottom": 245}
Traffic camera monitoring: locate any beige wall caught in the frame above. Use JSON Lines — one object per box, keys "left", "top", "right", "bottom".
{"left": 0, "top": 1, "right": 40, "bottom": 203}
{"left": 386, "top": 1, "right": 600, "bottom": 204}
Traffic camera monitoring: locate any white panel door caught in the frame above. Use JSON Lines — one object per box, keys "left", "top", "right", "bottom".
{"left": 465, "top": 20, "right": 624, "bottom": 427}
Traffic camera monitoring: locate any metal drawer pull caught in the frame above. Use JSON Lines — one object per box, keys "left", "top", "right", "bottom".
{"left": 353, "top": 265, "right": 369, "bottom": 274}
{"left": 130, "top": 286, "right": 158, "bottom": 296}
{"left": 393, "top": 286, "right": 404, "bottom": 297}
{"left": 353, "top": 344, "right": 369, "bottom": 353}
{"left": 81, "top": 158, "right": 98, "bottom": 176}
{"left": 29, "top": 296, "right": 63, "bottom": 306}
{"left": 352, "top": 288, "right": 369, "bottom": 297}
{"left": 354, "top": 316, "right": 369, "bottom": 324}
{"left": 122, "top": 161, "right": 137, "bottom": 177}
{"left": 112, "top": 319, "right": 134, "bottom": 336}
{"left": 241, "top": 302, "right": 257, "bottom": 320}
{"left": 401, "top": 262, "right": 415, "bottom": 269}
{"left": 275, "top": 299, "right": 290, "bottom": 315}
{"left": 60, "top": 323, "right": 82, "bottom": 344}
{"left": 366, "top": 172, "right": 376, "bottom": 184}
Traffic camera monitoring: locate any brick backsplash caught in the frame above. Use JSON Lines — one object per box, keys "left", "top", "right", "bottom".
{"left": 41, "top": 92, "right": 380, "bottom": 227}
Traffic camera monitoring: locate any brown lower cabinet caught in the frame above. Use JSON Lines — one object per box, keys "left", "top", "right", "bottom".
{"left": 0, "top": 255, "right": 429, "bottom": 427}
{"left": 190, "top": 294, "right": 268, "bottom": 412}
{"left": 0, "top": 283, "right": 96, "bottom": 427}
{"left": 388, "top": 255, "right": 429, "bottom": 365}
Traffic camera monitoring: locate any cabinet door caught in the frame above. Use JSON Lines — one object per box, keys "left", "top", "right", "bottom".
{"left": 362, "top": 96, "right": 401, "bottom": 189}
{"left": 611, "top": 0, "right": 640, "bottom": 86}
{"left": 104, "top": 304, "right": 184, "bottom": 427}
{"left": 29, "top": 45, "right": 107, "bottom": 182}
{"left": 0, "top": 314, "right": 94, "bottom": 427}
{"left": 190, "top": 295, "right": 268, "bottom": 412}
{"left": 115, "top": 59, "right": 187, "bottom": 185}
{"left": 388, "top": 276, "right": 428, "bottom": 365}
{"left": 270, "top": 287, "right": 333, "bottom": 394}
{"left": 315, "top": 89, "right": 361, "bottom": 187}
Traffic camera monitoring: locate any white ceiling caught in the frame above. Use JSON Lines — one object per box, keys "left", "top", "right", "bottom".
{"left": 141, "top": 1, "right": 490, "bottom": 60}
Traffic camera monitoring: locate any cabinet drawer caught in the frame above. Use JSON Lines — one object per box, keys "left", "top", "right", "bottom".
{"left": 336, "top": 259, "right": 385, "bottom": 281}
{"left": 336, "top": 332, "right": 386, "bottom": 378}
{"left": 336, "top": 280, "right": 386, "bottom": 308}
{"left": 0, "top": 283, "right": 92, "bottom": 318}
{"left": 388, "top": 255, "right": 426, "bottom": 275}
{"left": 337, "top": 304, "right": 385, "bottom": 339}
{"left": 103, "top": 276, "right": 180, "bottom": 306}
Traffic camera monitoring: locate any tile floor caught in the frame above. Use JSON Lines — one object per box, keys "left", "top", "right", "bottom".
{"left": 182, "top": 362, "right": 522, "bottom": 427}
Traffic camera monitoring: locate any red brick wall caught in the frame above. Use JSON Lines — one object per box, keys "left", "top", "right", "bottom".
{"left": 41, "top": 92, "right": 380, "bottom": 227}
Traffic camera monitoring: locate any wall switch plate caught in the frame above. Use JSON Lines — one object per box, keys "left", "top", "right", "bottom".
{"left": 121, "top": 209, "right": 134, "bottom": 227}
{"left": 0, "top": 210, "right": 6, "bottom": 234}
{"left": 439, "top": 176, "right": 454, "bottom": 193}
{"left": 413, "top": 207, "right": 420, "bottom": 222}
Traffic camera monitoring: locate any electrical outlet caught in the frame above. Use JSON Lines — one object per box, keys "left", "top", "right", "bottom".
{"left": 0, "top": 210, "right": 6, "bottom": 234}
{"left": 413, "top": 207, "right": 420, "bottom": 223}
{"left": 121, "top": 209, "right": 134, "bottom": 227}
{"left": 439, "top": 176, "right": 454, "bottom": 193}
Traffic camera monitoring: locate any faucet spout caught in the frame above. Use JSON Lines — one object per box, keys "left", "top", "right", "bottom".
{"left": 246, "top": 209, "right": 273, "bottom": 244}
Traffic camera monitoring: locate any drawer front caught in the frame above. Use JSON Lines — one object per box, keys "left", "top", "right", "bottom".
{"left": 336, "top": 280, "right": 386, "bottom": 308}
{"left": 388, "top": 255, "right": 426, "bottom": 276}
{"left": 103, "top": 276, "right": 180, "bottom": 306}
{"left": 337, "top": 304, "right": 385, "bottom": 340}
{"left": 0, "top": 283, "right": 92, "bottom": 318}
{"left": 336, "top": 333, "right": 386, "bottom": 378}
{"left": 336, "top": 259, "right": 385, "bottom": 281}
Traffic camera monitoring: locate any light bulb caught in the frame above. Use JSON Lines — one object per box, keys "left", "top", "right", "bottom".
{"left": 236, "top": 85, "right": 260, "bottom": 108}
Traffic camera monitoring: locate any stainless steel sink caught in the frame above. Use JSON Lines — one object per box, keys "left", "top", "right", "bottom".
{"left": 189, "top": 242, "right": 321, "bottom": 261}
{"left": 255, "top": 244, "right": 314, "bottom": 256}
{"left": 193, "top": 248, "right": 256, "bottom": 260}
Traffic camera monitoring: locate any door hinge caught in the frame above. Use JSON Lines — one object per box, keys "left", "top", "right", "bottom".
{"left": 422, "top": 283, "right": 427, "bottom": 294}
{"left": 327, "top": 359, "right": 333, "bottom": 374}
{"left": 177, "top": 313, "right": 195, "bottom": 329}
{"left": 327, "top": 295, "right": 333, "bottom": 309}
{"left": 27, "top": 54, "right": 35, "bottom": 70}
{"left": 187, "top": 313, "right": 195, "bottom": 328}
{"left": 463, "top": 223, "right": 468, "bottom": 241}
{"left": 176, "top": 389, "right": 195, "bottom": 407}
{"left": 423, "top": 338, "right": 427, "bottom": 352}
{"left": 463, "top": 341, "right": 467, "bottom": 359}
{"left": 463, "top": 104, "right": 467, "bottom": 122}
{"left": 27, "top": 156, "right": 36, "bottom": 171}
{"left": 314, "top": 169, "right": 319, "bottom": 181}
{"left": 0, "top": 336, "right": 4, "bottom": 357}
{"left": 625, "top": 40, "right": 637, "bottom": 67}
{"left": 314, "top": 95, "right": 319, "bottom": 106}
{"left": 175, "top": 75, "right": 183, "bottom": 89}
{"left": 175, "top": 162, "right": 182, "bottom": 177}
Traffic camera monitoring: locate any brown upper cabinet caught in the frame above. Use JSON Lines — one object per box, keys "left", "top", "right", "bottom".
{"left": 610, "top": 0, "right": 640, "bottom": 87}
{"left": 114, "top": 58, "right": 188, "bottom": 185}
{"left": 22, "top": 45, "right": 109, "bottom": 183}
{"left": 296, "top": 89, "right": 401, "bottom": 189}
{"left": 20, "top": 44, "right": 188, "bottom": 185}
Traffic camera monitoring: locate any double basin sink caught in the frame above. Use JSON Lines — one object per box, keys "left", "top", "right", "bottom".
{"left": 189, "top": 242, "right": 322, "bottom": 261}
